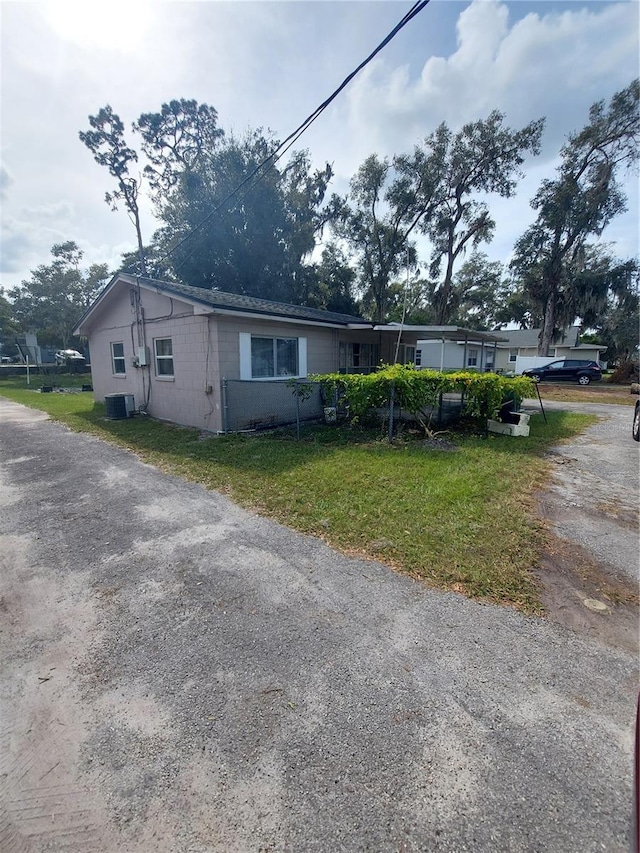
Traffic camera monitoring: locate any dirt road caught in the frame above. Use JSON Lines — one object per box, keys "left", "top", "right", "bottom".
{"left": 531, "top": 399, "right": 639, "bottom": 650}
{"left": 1, "top": 398, "right": 637, "bottom": 852}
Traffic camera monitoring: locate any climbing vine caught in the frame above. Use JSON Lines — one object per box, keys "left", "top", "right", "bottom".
{"left": 312, "top": 365, "right": 535, "bottom": 429}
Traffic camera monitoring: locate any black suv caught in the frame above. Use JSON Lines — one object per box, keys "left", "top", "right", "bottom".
{"left": 522, "top": 359, "right": 602, "bottom": 385}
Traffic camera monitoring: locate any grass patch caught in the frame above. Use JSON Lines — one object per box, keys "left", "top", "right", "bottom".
{"left": 0, "top": 377, "right": 597, "bottom": 614}
{"left": 537, "top": 383, "right": 636, "bottom": 406}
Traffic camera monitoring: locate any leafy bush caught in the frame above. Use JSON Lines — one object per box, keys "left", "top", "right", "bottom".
{"left": 312, "top": 365, "right": 535, "bottom": 430}
{"left": 608, "top": 360, "right": 639, "bottom": 384}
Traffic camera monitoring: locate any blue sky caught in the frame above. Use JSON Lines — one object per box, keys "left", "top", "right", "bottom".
{"left": 1, "top": 0, "right": 638, "bottom": 290}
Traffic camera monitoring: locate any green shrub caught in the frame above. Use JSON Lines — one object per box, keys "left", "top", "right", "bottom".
{"left": 312, "top": 366, "right": 535, "bottom": 429}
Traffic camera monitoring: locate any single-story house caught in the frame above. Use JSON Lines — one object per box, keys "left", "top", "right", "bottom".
{"left": 495, "top": 326, "right": 606, "bottom": 373}
{"left": 416, "top": 325, "right": 606, "bottom": 374}
{"left": 74, "top": 273, "right": 505, "bottom": 432}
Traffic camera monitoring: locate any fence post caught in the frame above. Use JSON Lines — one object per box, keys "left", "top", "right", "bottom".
{"left": 221, "top": 378, "right": 229, "bottom": 433}
{"left": 388, "top": 381, "right": 395, "bottom": 444}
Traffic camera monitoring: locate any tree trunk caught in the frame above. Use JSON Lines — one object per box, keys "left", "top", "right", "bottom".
{"left": 135, "top": 214, "right": 147, "bottom": 277}
{"left": 539, "top": 292, "right": 556, "bottom": 356}
{"left": 435, "top": 229, "right": 458, "bottom": 325}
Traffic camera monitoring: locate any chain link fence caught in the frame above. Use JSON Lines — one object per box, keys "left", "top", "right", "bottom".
{"left": 221, "top": 379, "right": 324, "bottom": 434}
{"left": 221, "top": 378, "right": 465, "bottom": 440}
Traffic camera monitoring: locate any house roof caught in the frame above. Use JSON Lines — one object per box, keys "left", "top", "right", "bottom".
{"left": 570, "top": 343, "right": 607, "bottom": 352}
{"left": 140, "top": 276, "right": 369, "bottom": 325}
{"left": 495, "top": 326, "right": 580, "bottom": 348}
{"left": 74, "top": 273, "right": 371, "bottom": 334}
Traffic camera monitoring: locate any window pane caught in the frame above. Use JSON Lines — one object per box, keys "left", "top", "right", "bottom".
{"left": 155, "top": 339, "right": 172, "bottom": 357}
{"left": 154, "top": 338, "right": 174, "bottom": 376}
{"left": 252, "top": 337, "right": 274, "bottom": 378}
{"left": 111, "top": 342, "right": 126, "bottom": 374}
{"left": 276, "top": 338, "right": 298, "bottom": 376}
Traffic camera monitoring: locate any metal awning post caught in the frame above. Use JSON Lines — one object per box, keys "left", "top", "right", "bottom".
{"left": 440, "top": 338, "right": 445, "bottom": 372}
{"left": 462, "top": 334, "right": 468, "bottom": 371}
{"left": 535, "top": 383, "right": 547, "bottom": 423}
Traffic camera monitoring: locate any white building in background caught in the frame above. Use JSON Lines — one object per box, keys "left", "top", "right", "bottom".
{"left": 416, "top": 326, "right": 606, "bottom": 374}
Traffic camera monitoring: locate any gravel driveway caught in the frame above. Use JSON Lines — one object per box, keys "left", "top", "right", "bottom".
{"left": 0, "top": 397, "right": 637, "bottom": 852}
{"left": 533, "top": 399, "right": 639, "bottom": 581}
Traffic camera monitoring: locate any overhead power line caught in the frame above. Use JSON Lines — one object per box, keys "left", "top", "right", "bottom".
{"left": 160, "top": 0, "right": 431, "bottom": 271}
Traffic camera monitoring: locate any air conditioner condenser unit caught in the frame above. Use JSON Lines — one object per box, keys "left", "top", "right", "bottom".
{"left": 104, "top": 393, "right": 136, "bottom": 420}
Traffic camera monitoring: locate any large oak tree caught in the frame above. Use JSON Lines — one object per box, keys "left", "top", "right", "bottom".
{"left": 332, "top": 112, "right": 543, "bottom": 323}
{"left": 511, "top": 80, "right": 639, "bottom": 355}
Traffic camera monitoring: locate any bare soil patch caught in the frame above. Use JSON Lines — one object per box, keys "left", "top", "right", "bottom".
{"left": 535, "top": 518, "right": 638, "bottom": 655}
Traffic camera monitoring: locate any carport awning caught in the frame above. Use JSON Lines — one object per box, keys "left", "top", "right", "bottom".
{"left": 373, "top": 325, "right": 509, "bottom": 344}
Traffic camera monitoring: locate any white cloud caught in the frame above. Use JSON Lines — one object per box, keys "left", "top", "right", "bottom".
{"left": 0, "top": 164, "right": 13, "bottom": 199}
{"left": 1, "top": 215, "right": 66, "bottom": 276}
{"left": 335, "top": 0, "right": 638, "bottom": 175}
{"left": 319, "top": 0, "right": 638, "bottom": 267}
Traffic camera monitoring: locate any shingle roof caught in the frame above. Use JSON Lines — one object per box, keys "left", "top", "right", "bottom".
{"left": 124, "top": 274, "right": 368, "bottom": 326}
{"left": 497, "top": 326, "right": 579, "bottom": 348}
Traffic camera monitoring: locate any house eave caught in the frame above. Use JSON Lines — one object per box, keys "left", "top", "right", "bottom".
{"left": 195, "top": 304, "right": 360, "bottom": 330}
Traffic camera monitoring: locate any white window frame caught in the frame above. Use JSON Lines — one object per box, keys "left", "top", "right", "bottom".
{"left": 397, "top": 344, "right": 416, "bottom": 366}
{"left": 509, "top": 348, "right": 518, "bottom": 363}
{"left": 239, "top": 333, "right": 307, "bottom": 380}
{"left": 467, "top": 348, "right": 478, "bottom": 367}
{"left": 111, "top": 341, "right": 126, "bottom": 375}
{"left": 154, "top": 337, "right": 174, "bottom": 378}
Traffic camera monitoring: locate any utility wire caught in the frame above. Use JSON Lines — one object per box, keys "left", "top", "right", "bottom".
{"left": 160, "top": 0, "right": 431, "bottom": 271}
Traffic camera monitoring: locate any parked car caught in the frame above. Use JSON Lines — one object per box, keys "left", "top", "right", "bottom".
{"left": 522, "top": 359, "right": 602, "bottom": 385}
{"left": 633, "top": 399, "right": 639, "bottom": 442}
{"left": 54, "top": 349, "right": 86, "bottom": 366}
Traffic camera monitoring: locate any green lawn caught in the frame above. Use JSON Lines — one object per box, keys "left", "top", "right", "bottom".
{"left": 0, "top": 376, "right": 597, "bottom": 613}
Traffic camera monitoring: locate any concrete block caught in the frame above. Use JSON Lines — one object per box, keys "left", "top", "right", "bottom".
{"left": 487, "top": 419, "right": 530, "bottom": 437}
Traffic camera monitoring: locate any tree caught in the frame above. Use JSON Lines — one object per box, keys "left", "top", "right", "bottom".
{"left": 150, "top": 129, "right": 334, "bottom": 301}
{"left": 302, "top": 242, "right": 359, "bottom": 315}
{"left": 585, "top": 254, "right": 639, "bottom": 364}
{"left": 0, "top": 289, "right": 20, "bottom": 356}
{"left": 332, "top": 113, "right": 543, "bottom": 323}
{"left": 329, "top": 153, "right": 429, "bottom": 323}
{"left": 422, "top": 113, "right": 544, "bottom": 323}
{"left": 511, "top": 80, "right": 640, "bottom": 355}
{"left": 492, "top": 284, "right": 542, "bottom": 330}
{"left": 134, "top": 98, "right": 224, "bottom": 207}
{"left": 79, "top": 105, "right": 147, "bottom": 274}
{"left": 80, "top": 100, "right": 335, "bottom": 297}
{"left": 7, "top": 242, "right": 109, "bottom": 346}
{"left": 446, "top": 252, "right": 510, "bottom": 330}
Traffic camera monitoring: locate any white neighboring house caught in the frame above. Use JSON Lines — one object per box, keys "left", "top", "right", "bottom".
{"left": 415, "top": 329, "right": 506, "bottom": 372}
{"left": 494, "top": 326, "right": 606, "bottom": 373}
{"left": 415, "top": 325, "right": 606, "bottom": 374}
